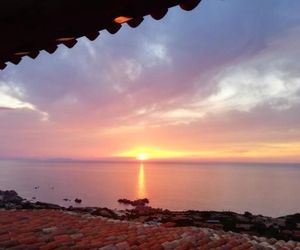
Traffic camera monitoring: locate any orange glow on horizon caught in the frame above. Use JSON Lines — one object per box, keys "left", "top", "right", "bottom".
{"left": 115, "top": 142, "right": 300, "bottom": 162}
{"left": 118, "top": 147, "right": 195, "bottom": 160}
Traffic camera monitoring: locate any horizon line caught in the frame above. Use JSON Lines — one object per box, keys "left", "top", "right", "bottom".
{"left": 0, "top": 156, "right": 299, "bottom": 165}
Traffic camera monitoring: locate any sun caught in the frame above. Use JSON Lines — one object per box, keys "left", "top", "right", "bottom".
{"left": 136, "top": 153, "right": 149, "bottom": 161}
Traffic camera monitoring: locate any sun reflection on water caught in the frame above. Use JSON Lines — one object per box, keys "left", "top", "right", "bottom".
{"left": 137, "top": 163, "right": 146, "bottom": 198}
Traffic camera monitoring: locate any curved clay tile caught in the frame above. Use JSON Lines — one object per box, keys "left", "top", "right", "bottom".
{"left": 0, "top": 0, "right": 202, "bottom": 70}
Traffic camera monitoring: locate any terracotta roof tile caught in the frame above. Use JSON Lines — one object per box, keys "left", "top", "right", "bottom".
{"left": 0, "top": 210, "right": 300, "bottom": 249}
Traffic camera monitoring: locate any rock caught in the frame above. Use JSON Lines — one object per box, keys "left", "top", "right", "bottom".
{"left": 118, "top": 198, "right": 131, "bottom": 205}
{"left": 91, "top": 208, "right": 118, "bottom": 219}
{"left": 172, "top": 215, "right": 194, "bottom": 226}
{"left": 17, "top": 201, "right": 63, "bottom": 210}
{"left": 74, "top": 198, "right": 82, "bottom": 204}
{"left": 0, "top": 190, "right": 23, "bottom": 206}
{"left": 34, "top": 201, "right": 62, "bottom": 209}
{"left": 118, "top": 198, "right": 149, "bottom": 207}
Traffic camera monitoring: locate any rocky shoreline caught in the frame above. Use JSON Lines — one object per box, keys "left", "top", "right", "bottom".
{"left": 1, "top": 190, "right": 299, "bottom": 242}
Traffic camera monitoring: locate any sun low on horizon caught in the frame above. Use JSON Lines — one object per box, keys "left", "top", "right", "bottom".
{"left": 0, "top": 0, "right": 300, "bottom": 164}
{"left": 136, "top": 152, "right": 149, "bottom": 161}
{"left": 117, "top": 148, "right": 192, "bottom": 161}
{"left": 115, "top": 143, "right": 300, "bottom": 163}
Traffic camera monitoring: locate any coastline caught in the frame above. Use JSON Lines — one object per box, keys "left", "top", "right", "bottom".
{"left": 1, "top": 190, "right": 300, "bottom": 244}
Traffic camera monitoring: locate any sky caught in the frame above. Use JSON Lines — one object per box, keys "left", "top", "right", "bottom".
{"left": 1, "top": 0, "right": 300, "bottom": 162}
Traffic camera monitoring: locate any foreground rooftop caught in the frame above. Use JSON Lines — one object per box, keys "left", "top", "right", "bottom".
{"left": 1, "top": 209, "right": 300, "bottom": 249}
{"left": 0, "top": 0, "right": 201, "bottom": 70}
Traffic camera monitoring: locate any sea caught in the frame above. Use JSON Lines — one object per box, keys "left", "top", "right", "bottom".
{"left": 0, "top": 160, "right": 299, "bottom": 217}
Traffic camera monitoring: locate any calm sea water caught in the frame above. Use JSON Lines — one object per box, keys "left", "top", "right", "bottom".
{"left": 0, "top": 160, "right": 299, "bottom": 217}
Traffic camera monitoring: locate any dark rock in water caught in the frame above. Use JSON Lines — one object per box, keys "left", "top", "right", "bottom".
{"left": 118, "top": 198, "right": 129, "bottom": 205}
{"left": 34, "top": 186, "right": 39, "bottom": 189}
{"left": 21, "top": 201, "right": 62, "bottom": 210}
{"left": 75, "top": 198, "right": 82, "bottom": 204}
{"left": 0, "top": 190, "right": 23, "bottom": 205}
{"left": 67, "top": 206, "right": 95, "bottom": 213}
{"left": 118, "top": 198, "right": 149, "bottom": 207}
{"left": 34, "top": 201, "right": 62, "bottom": 209}
{"left": 0, "top": 190, "right": 64, "bottom": 210}
{"left": 63, "top": 198, "right": 71, "bottom": 202}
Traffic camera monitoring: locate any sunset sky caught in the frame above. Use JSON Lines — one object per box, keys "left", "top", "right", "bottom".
{"left": 1, "top": 0, "right": 300, "bottom": 162}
